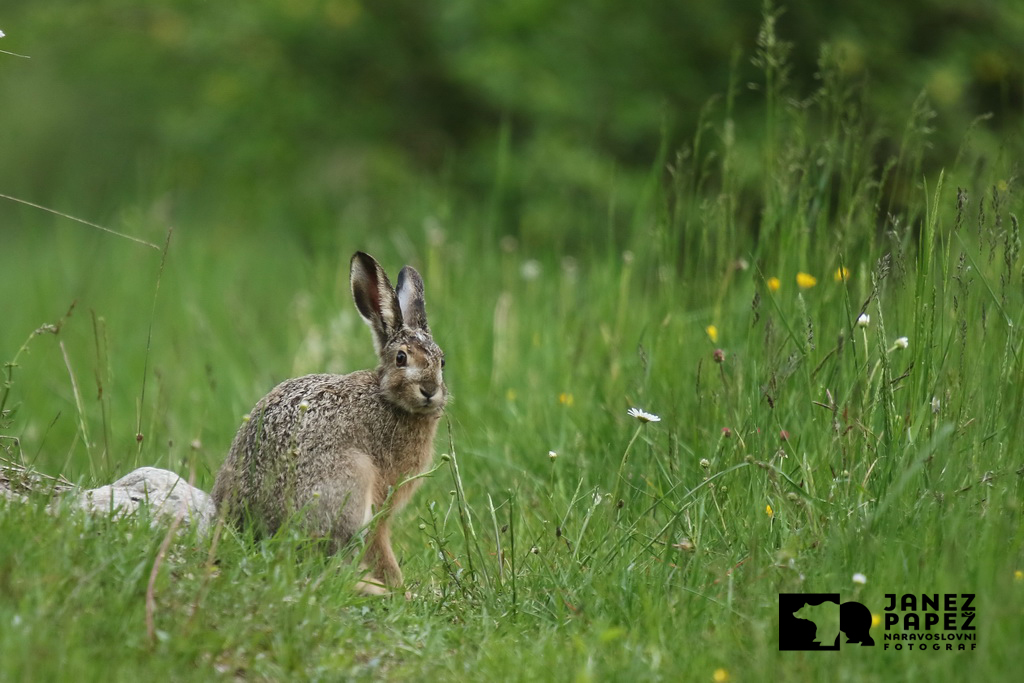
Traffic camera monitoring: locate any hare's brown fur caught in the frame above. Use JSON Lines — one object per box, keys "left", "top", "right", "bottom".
{"left": 212, "top": 252, "right": 446, "bottom": 592}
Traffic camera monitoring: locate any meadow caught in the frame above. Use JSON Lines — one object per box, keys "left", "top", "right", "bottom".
{"left": 2, "top": 6, "right": 1024, "bottom": 682}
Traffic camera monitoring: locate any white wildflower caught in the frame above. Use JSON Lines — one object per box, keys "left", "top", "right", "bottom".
{"left": 894, "top": 336, "right": 909, "bottom": 350}
{"left": 520, "top": 259, "right": 542, "bottom": 281}
{"left": 852, "top": 572, "right": 867, "bottom": 585}
{"left": 856, "top": 313, "right": 870, "bottom": 328}
{"left": 548, "top": 450, "right": 558, "bottom": 461}
{"left": 627, "top": 407, "right": 661, "bottom": 423}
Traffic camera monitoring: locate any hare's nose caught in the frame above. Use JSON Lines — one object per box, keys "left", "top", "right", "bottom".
{"left": 420, "top": 383, "right": 438, "bottom": 400}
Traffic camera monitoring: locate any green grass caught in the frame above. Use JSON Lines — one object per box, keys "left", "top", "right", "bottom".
{"left": 3, "top": 30, "right": 1024, "bottom": 683}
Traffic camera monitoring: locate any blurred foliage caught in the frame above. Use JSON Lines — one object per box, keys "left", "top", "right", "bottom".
{"left": 0, "top": 0, "right": 1021, "bottom": 245}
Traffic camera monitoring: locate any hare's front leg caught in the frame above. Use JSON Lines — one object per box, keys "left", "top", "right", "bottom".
{"left": 319, "top": 453, "right": 401, "bottom": 594}
{"left": 350, "top": 518, "right": 401, "bottom": 595}
{"left": 365, "top": 518, "right": 402, "bottom": 588}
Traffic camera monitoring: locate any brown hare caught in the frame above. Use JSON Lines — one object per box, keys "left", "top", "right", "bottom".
{"left": 212, "top": 252, "right": 447, "bottom": 594}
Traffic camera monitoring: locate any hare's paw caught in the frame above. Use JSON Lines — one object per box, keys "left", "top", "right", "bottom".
{"left": 354, "top": 575, "right": 390, "bottom": 596}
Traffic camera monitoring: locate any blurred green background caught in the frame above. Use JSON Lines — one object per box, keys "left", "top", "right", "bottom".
{"left": 2, "top": 0, "right": 1023, "bottom": 482}
{"left": 2, "top": 0, "right": 1021, "bottom": 247}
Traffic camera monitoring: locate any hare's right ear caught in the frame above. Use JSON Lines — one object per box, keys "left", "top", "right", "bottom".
{"left": 396, "top": 266, "right": 430, "bottom": 333}
{"left": 351, "top": 252, "right": 402, "bottom": 354}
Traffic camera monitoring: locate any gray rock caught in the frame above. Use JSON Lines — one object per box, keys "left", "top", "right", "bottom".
{"left": 72, "top": 467, "right": 216, "bottom": 533}
{"left": 1, "top": 487, "right": 28, "bottom": 504}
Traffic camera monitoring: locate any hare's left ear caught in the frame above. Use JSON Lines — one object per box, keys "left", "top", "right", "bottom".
{"left": 396, "top": 266, "right": 430, "bottom": 332}
{"left": 351, "top": 252, "right": 403, "bottom": 354}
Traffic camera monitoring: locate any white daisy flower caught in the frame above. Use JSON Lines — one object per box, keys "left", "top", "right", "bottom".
{"left": 852, "top": 572, "right": 867, "bottom": 585}
{"left": 856, "top": 313, "right": 870, "bottom": 328}
{"left": 627, "top": 407, "right": 661, "bottom": 423}
{"left": 520, "top": 259, "right": 542, "bottom": 281}
{"left": 894, "top": 336, "right": 909, "bottom": 350}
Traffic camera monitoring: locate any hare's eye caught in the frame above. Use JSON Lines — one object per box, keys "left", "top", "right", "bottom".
{"left": 440, "top": 355, "right": 446, "bottom": 369}
{"left": 396, "top": 350, "right": 408, "bottom": 367}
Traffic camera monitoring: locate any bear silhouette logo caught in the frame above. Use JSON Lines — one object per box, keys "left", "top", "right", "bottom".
{"left": 839, "top": 600, "right": 875, "bottom": 646}
{"left": 780, "top": 593, "right": 874, "bottom": 650}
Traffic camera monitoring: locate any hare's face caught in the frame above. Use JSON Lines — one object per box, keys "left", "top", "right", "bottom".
{"left": 379, "top": 329, "right": 447, "bottom": 416}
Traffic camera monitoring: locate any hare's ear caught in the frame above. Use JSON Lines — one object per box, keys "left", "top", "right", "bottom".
{"left": 351, "top": 252, "right": 402, "bottom": 353}
{"left": 396, "top": 266, "right": 430, "bottom": 332}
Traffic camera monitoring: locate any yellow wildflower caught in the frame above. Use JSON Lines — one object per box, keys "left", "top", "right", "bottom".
{"left": 871, "top": 614, "right": 882, "bottom": 628}
{"left": 706, "top": 325, "right": 719, "bottom": 343}
{"left": 713, "top": 669, "right": 730, "bottom": 682}
{"left": 559, "top": 392, "right": 574, "bottom": 407}
{"left": 1015, "top": 570, "right": 1023, "bottom": 582}
{"left": 834, "top": 266, "right": 850, "bottom": 282}
{"left": 796, "top": 272, "right": 818, "bottom": 289}
{"left": 767, "top": 276, "right": 781, "bottom": 292}
{"left": 765, "top": 504, "right": 774, "bottom": 517}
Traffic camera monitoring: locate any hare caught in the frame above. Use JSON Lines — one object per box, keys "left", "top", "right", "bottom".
{"left": 212, "top": 251, "right": 447, "bottom": 594}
